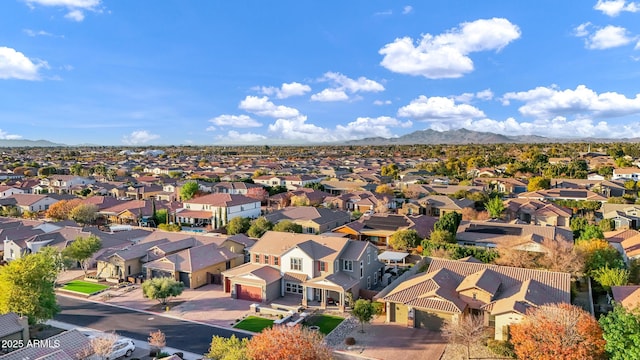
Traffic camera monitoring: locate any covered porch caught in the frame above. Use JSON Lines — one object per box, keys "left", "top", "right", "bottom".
{"left": 302, "top": 272, "right": 359, "bottom": 312}
{"left": 176, "top": 210, "right": 213, "bottom": 226}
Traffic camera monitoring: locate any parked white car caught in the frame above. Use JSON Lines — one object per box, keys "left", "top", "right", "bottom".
{"left": 105, "top": 338, "right": 135, "bottom": 359}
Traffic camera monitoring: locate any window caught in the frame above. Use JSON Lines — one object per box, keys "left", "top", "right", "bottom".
{"left": 226, "top": 260, "right": 231, "bottom": 270}
{"left": 274, "top": 257, "right": 279, "bottom": 266}
{"left": 264, "top": 255, "right": 269, "bottom": 264}
{"left": 343, "top": 260, "right": 353, "bottom": 272}
{"left": 373, "top": 275, "right": 377, "bottom": 285}
{"left": 285, "top": 282, "right": 304, "bottom": 294}
{"left": 291, "top": 257, "right": 303, "bottom": 271}
{"left": 367, "top": 253, "right": 371, "bottom": 264}
{"left": 367, "top": 276, "right": 371, "bottom": 289}
{"left": 254, "top": 254, "right": 260, "bottom": 263}
{"left": 472, "top": 292, "right": 477, "bottom": 300}
{"left": 360, "top": 262, "right": 363, "bottom": 278}
{"left": 319, "top": 262, "right": 326, "bottom": 272}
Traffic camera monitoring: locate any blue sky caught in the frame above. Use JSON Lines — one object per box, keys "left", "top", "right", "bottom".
{"left": 1, "top": 0, "right": 640, "bottom": 146}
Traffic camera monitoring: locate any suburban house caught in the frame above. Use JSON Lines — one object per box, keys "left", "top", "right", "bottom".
{"left": 98, "top": 199, "right": 169, "bottom": 225}
{"left": 35, "top": 175, "right": 95, "bottom": 194}
{"left": 409, "top": 195, "right": 475, "bottom": 218}
{"left": 0, "top": 186, "right": 25, "bottom": 199}
{"left": 143, "top": 242, "right": 243, "bottom": 288}
{"left": 321, "top": 180, "right": 372, "bottom": 195}
{"left": 503, "top": 198, "right": 572, "bottom": 227}
{"left": 602, "top": 204, "right": 640, "bottom": 229}
{"left": 612, "top": 167, "right": 640, "bottom": 181}
{"left": 221, "top": 231, "right": 384, "bottom": 311}
{"left": 0, "top": 313, "right": 29, "bottom": 347}
{"left": 263, "top": 206, "right": 351, "bottom": 234}
{"left": 324, "top": 191, "right": 394, "bottom": 213}
{"left": 6, "top": 194, "right": 59, "bottom": 214}
{"left": 177, "top": 193, "right": 261, "bottom": 228}
{"left": 212, "top": 181, "right": 264, "bottom": 195}
{"left": 253, "top": 175, "right": 324, "bottom": 190}
{"left": 517, "top": 189, "right": 607, "bottom": 203}
{"left": 380, "top": 258, "right": 571, "bottom": 339}
{"left": 474, "top": 178, "right": 528, "bottom": 196}
{"left": 611, "top": 285, "right": 640, "bottom": 310}
{"left": 332, "top": 213, "right": 437, "bottom": 247}
{"left": 456, "top": 221, "right": 574, "bottom": 251}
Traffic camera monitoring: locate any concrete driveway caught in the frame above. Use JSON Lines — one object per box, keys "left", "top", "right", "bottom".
{"left": 335, "top": 316, "right": 446, "bottom": 360}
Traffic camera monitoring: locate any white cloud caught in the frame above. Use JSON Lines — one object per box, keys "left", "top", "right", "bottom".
{"left": 336, "top": 116, "right": 413, "bottom": 139}
{"left": 0, "top": 47, "right": 47, "bottom": 80}
{"left": 586, "top": 25, "right": 635, "bottom": 49}
{"left": 574, "top": 22, "right": 592, "bottom": 37}
{"left": 122, "top": 130, "right": 159, "bottom": 145}
{"left": 217, "top": 130, "right": 267, "bottom": 143}
{"left": 397, "top": 95, "right": 486, "bottom": 121}
{"left": 23, "top": 29, "right": 60, "bottom": 37}
{"left": 379, "top": 18, "right": 521, "bottom": 79}
{"left": 476, "top": 89, "right": 494, "bottom": 101}
{"left": 239, "top": 96, "right": 301, "bottom": 118}
{"left": 402, "top": 5, "right": 413, "bottom": 14}
{"left": 594, "top": 0, "right": 639, "bottom": 16}
{"left": 208, "top": 114, "right": 262, "bottom": 128}
{"left": 268, "top": 116, "right": 332, "bottom": 142}
{"left": 259, "top": 82, "right": 311, "bottom": 99}
{"left": 454, "top": 89, "right": 494, "bottom": 103}
{"left": 310, "top": 89, "right": 349, "bottom": 102}
{"left": 502, "top": 84, "right": 640, "bottom": 119}
{"left": 24, "top": 0, "right": 102, "bottom": 22}
{"left": 373, "top": 100, "right": 392, "bottom": 106}
{"left": 0, "top": 129, "right": 23, "bottom": 140}
{"left": 65, "top": 9, "right": 84, "bottom": 21}
{"left": 312, "top": 72, "right": 384, "bottom": 102}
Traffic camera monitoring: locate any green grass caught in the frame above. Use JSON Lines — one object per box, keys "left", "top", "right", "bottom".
{"left": 305, "top": 314, "right": 344, "bottom": 335}
{"left": 233, "top": 316, "right": 274, "bottom": 332}
{"left": 61, "top": 280, "right": 109, "bottom": 295}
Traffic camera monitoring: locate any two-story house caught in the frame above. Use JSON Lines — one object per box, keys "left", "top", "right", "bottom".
{"left": 0, "top": 185, "right": 25, "bottom": 199}
{"left": 221, "top": 231, "right": 384, "bottom": 311}
{"left": 37, "top": 175, "right": 95, "bottom": 194}
{"left": 177, "top": 193, "right": 261, "bottom": 228}
{"left": 253, "top": 175, "right": 324, "bottom": 190}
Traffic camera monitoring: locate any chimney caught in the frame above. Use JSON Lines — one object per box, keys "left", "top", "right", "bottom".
{"left": 17, "top": 315, "right": 30, "bottom": 340}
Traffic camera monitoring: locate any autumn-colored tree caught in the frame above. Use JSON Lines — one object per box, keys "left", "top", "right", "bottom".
{"left": 576, "top": 239, "right": 625, "bottom": 276}
{"left": 494, "top": 238, "right": 537, "bottom": 269}
{"left": 246, "top": 187, "right": 269, "bottom": 203}
{"left": 45, "top": 198, "right": 82, "bottom": 220}
{"left": 374, "top": 198, "right": 390, "bottom": 214}
{"left": 245, "top": 325, "right": 332, "bottom": 360}
{"left": 538, "top": 238, "right": 584, "bottom": 277}
{"left": 206, "top": 335, "right": 249, "bottom": 360}
{"left": 592, "top": 266, "right": 629, "bottom": 291}
{"left": 510, "top": 303, "right": 606, "bottom": 360}
{"left": 148, "top": 329, "right": 166, "bottom": 355}
{"left": 527, "top": 176, "right": 551, "bottom": 191}
{"left": 442, "top": 314, "right": 487, "bottom": 360}
{"left": 78, "top": 332, "right": 119, "bottom": 360}
{"left": 69, "top": 203, "right": 99, "bottom": 225}
{"left": 375, "top": 184, "right": 394, "bottom": 195}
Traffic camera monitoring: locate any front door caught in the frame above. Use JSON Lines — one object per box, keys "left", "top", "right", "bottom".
{"left": 314, "top": 288, "right": 322, "bottom": 302}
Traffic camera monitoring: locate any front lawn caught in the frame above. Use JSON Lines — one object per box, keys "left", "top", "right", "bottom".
{"left": 61, "top": 280, "right": 110, "bottom": 295}
{"left": 305, "top": 314, "right": 344, "bottom": 335}
{"left": 234, "top": 316, "right": 274, "bottom": 332}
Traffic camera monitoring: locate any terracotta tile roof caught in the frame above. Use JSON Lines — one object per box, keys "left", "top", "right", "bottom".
{"left": 0, "top": 329, "right": 90, "bottom": 360}
{"left": 146, "top": 242, "right": 242, "bottom": 273}
{"left": 222, "top": 263, "right": 282, "bottom": 284}
{"left": 456, "top": 268, "right": 501, "bottom": 296}
{"left": 622, "top": 235, "right": 640, "bottom": 258}
{"left": 304, "top": 272, "right": 360, "bottom": 291}
{"left": 0, "top": 313, "right": 26, "bottom": 338}
{"left": 284, "top": 272, "right": 308, "bottom": 283}
{"left": 250, "top": 231, "right": 349, "bottom": 258}
{"left": 605, "top": 229, "right": 640, "bottom": 244}
{"left": 184, "top": 193, "right": 258, "bottom": 207}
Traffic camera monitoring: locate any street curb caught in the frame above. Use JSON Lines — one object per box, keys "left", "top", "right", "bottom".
{"left": 333, "top": 350, "right": 382, "bottom": 360}
{"left": 55, "top": 292, "right": 255, "bottom": 336}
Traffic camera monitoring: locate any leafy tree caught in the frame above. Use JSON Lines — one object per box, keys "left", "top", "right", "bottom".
{"left": 142, "top": 277, "right": 184, "bottom": 305}
{"left": 578, "top": 224, "right": 604, "bottom": 241}
{"left": 168, "top": 171, "right": 183, "bottom": 179}
{"left": 290, "top": 195, "right": 310, "bottom": 206}
{"left": 510, "top": 303, "right": 606, "bottom": 360}
{"left": 576, "top": 239, "right": 625, "bottom": 276}
{"left": 69, "top": 203, "right": 99, "bottom": 225}
{"left": 226, "top": 217, "right": 251, "bottom": 235}
{"left": 538, "top": 239, "right": 584, "bottom": 277}
{"left": 353, "top": 299, "right": 376, "bottom": 333}
{"left": 45, "top": 199, "right": 82, "bottom": 220}
{"left": 148, "top": 329, "right": 167, "bottom": 355}
{"left": 592, "top": 266, "right": 629, "bottom": 292}
{"left": 389, "top": 229, "right": 422, "bottom": 251}
{"left": 429, "top": 229, "right": 456, "bottom": 244}
{"left": 380, "top": 164, "right": 399, "bottom": 179}
{"left": 442, "top": 314, "right": 487, "bottom": 360}
{"left": 158, "top": 223, "right": 181, "bottom": 232}
{"left": 180, "top": 181, "right": 199, "bottom": 201}
{"left": 252, "top": 169, "right": 267, "bottom": 178}
{"left": 38, "top": 166, "right": 57, "bottom": 177}
{"left": 206, "top": 334, "right": 249, "bottom": 360}
{"left": 434, "top": 211, "right": 463, "bottom": 234}
{"left": 570, "top": 217, "right": 589, "bottom": 238}
{"left": 375, "top": 184, "right": 394, "bottom": 195}
{"left": 267, "top": 185, "right": 288, "bottom": 196}
{"left": 246, "top": 325, "right": 332, "bottom": 360}
{"left": 0, "top": 249, "right": 61, "bottom": 324}
{"left": 154, "top": 208, "right": 169, "bottom": 225}
{"left": 484, "top": 197, "right": 505, "bottom": 219}
{"left": 247, "top": 217, "right": 273, "bottom": 238}
{"left": 599, "top": 218, "right": 615, "bottom": 232}
{"left": 304, "top": 182, "right": 325, "bottom": 191}
{"left": 272, "top": 220, "right": 303, "bottom": 233}
{"left": 527, "top": 176, "right": 551, "bottom": 191}
{"left": 599, "top": 304, "right": 640, "bottom": 360}
{"left": 62, "top": 235, "right": 102, "bottom": 276}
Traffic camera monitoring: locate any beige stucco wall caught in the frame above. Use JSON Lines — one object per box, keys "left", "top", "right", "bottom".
{"left": 458, "top": 288, "right": 492, "bottom": 308}
{"left": 494, "top": 312, "right": 524, "bottom": 340}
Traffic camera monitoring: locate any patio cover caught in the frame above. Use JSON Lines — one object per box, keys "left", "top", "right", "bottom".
{"left": 378, "top": 250, "right": 410, "bottom": 263}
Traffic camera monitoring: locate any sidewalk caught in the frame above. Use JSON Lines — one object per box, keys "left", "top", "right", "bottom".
{"left": 46, "top": 320, "right": 203, "bottom": 360}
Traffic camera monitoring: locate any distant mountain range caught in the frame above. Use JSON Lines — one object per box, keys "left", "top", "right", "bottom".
{"left": 344, "top": 128, "right": 640, "bottom": 145}
{"left": 0, "top": 139, "right": 66, "bottom": 147}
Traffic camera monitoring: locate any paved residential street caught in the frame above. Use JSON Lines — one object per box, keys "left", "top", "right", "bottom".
{"left": 55, "top": 295, "right": 252, "bottom": 356}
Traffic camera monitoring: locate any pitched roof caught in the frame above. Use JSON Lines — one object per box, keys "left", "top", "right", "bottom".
{"left": 0, "top": 313, "right": 26, "bottom": 338}
{"left": 0, "top": 329, "right": 90, "bottom": 360}
{"left": 184, "top": 193, "right": 258, "bottom": 207}
{"left": 251, "top": 231, "right": 349, "bottom": 258}
{"left": 612, "top": 285, "right": 640, "bottom": 310}
{"left": 145, "top": 242, "right": 242, "bottom": 273}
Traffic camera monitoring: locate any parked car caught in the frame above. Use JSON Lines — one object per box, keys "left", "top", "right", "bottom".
{"left": 106, "top": 338, "right": 135, "bottom": 359}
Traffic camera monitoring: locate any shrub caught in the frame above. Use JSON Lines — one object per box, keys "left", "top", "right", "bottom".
{"left": 345, "top": 337, "right": 356, "bottom": 345}
{"left": 486, "top": 339, "right": 515, "bottom": 358}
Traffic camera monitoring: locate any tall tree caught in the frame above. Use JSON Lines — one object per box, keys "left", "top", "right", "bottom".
{"left": 510, "top": 303, "right": 606, "bottom": 360}
{"left": 353, "top": 299, "right": 376, "bottom": 333}
{"left": 62, "top": 235, "right": 102, "bottom": 275}
{"left": 69, "top": 203, "right": 99, "bottom": 225}
{"left": 599, "top": 304, "right": 640, "bottom": 360}
{"left": 389, "top": 229, "right": 422, "bottom": 251}
{"left": 180, "top": 181, "right": 199, "bottom": 201}
{"left": 434, "top": 212, "right": 463, "bottom": 234}
{"left": 484, "top": 197, "right": 505, "bottom": 219}
{"left": 247, "top": 217, "right": 273, "bottom": 238}
{"left": 442, "top": 314, "right": 487, "bottom": 360}
{"left": 141, "top": 277, "right": 184, "bottom": 306}
{"left": 45, "top": 199, "right": 82, "bottom": 221}
{"left": 0, "top": 249, "right": 61, "bottom": 324}
{"left": 246, "top": 325, "right": 332, "bottom": 360}
{"left": 226, "top": 217, "right": 251, "bottom": 235}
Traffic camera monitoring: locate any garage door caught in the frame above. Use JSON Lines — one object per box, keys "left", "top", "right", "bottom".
{"left": 389, "top": 303, "right": 408, "bottom": 323}
{"left": 236, "top": 284, "right": 262, "bottom": 302}
{"left": 415, "top": 310, "right": 449, "bottom": 331}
